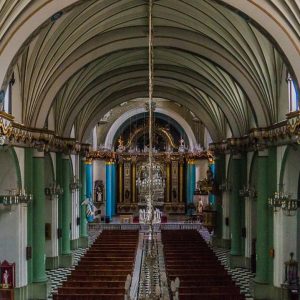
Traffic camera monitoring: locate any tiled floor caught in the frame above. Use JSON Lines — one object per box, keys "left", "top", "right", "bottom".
{"left": 46, "top": 247, "right": 87, "bottom": 300}
{"left": 199, "top": 228, "right": 254, "bottom": 300}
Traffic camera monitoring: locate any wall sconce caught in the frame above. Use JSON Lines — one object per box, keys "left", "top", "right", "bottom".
{"left": 45, "top": 182, "right": 63, "bottom": 199}
{"left": 239, "top": 185, "right": 257, "bottom": 199}
{"left": 268, "top": 188, "right": 299, "bottom": 216}
{"left": 69, "top": 176, "right": 81, "bottom": 191}
{"left": 0, "top": 189, "right": 33, "bottom": 206}
{"left": 219, "top": 180, "right": 231, "bottom": 192}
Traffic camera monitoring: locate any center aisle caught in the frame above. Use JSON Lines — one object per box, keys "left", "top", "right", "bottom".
{"left": 53, "top": 230, "right": 139, "bottom": 300}
{"left": 161, "top": 230, "right": 246, "bottom": 300}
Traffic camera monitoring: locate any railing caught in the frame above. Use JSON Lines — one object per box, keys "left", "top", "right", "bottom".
{"left": 131, "top": 232, "right": 145, "bottom": 300}
{"left": 88, "top": 223, "right": 140, "bottom": 231}
{"left": 160, "top": 223, "right": 202, "bottom": 230}
{"left": 88, "top": 222, "right": 202, "bottom": 232}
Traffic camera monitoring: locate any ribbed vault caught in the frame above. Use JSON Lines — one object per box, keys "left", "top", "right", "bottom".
{"left": 1, "top": 0, "right": 298, "bottom": 143}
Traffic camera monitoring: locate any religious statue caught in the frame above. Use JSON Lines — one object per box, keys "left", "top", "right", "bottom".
{"left": 117, "top": 136, "right": 125, "bottom": 152}
{"left": 2, "top": 270, "right": 9, "bottom": 288}
{"left": 153, "top": 208, "right": 162, "bottom": 224}
{"left": 94, "top": 180, "right": 104, "bottom": 203}
{"left": 197, "top": 198, "right": 204, "bottom": 214}
{"left": 178, "top": 137, "right": 186, "bottom": 152}
{"left": 0, "top": 261, "right": 14, "bottom": 289}
{"left": 81, "top": 198, "right": 97, "bottom": 222}
{"left": 139, "top": 209, "right": 146, "bottom": 223}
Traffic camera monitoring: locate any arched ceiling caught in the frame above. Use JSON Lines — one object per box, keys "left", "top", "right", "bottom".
{"left": 96, "top": 101, "right": 200, "bottom": 150}
{"left": 1, "top": 0, "right": 298, "bottom": 144}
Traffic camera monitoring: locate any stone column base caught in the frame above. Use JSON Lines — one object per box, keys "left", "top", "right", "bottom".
{"left": 59, "top": 253, "right": 73, "bottom": 268}
{"left": 252, "top": 280, "right": 283, "bottom": 300}
{"left": 14, "top": 286, "right": 28, "bottom": 300}
{"left": 78, "top": 236, "right": 89, "bottom": 248}
{"left": 229, "top": 254, "right": 250, "bottom": 269}
{"left": 212, "top": 237, "right": 231, "bottom": 249}
{"left": 28, "top": 280, "right": 51, "bottom": 300}
{"left": 46, "top": 256, "right": 59, "bottom": 270}
{"left": 71, "top": 239, "right": 79, "bottom": 250}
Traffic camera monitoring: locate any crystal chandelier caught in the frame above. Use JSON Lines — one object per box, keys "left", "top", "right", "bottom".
{"left": 135, "top": 0, "right": 164, "bottom": 225}
{"left": 136, "top": 162, "right": 165, "bottom": 200}
{"left": 136, "top": 1, "right": 165, "bottom": 299}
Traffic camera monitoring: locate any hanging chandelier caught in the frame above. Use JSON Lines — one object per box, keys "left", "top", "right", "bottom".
{"left": 136, "top": 1, "right": 166, "bottom": 299}
{"left": 135, "top": 0, "right": 165, "bottom": 223}
{"left": 136, "top": 162, "right": 165, "bottom": 201}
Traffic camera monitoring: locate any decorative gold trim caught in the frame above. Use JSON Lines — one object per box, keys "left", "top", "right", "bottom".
{"left": 209, "top": 112, "right": 300, "bottom": 154}
{"left": 0, "top": 112, "right": 90, "bottom": 154}
{"left": 132, "top": 161, "right": 136, "bottom": 203}
{"left": 179, "top": 160, "right": 184, "bottom": 203}
{"left": 166, "top": 161, "right": 170, "bottom": 203}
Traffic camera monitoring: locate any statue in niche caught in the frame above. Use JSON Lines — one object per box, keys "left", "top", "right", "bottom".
{"left": 0, "top": 261, "right": 15, "bottom": 289}
{"left": 94, "top": 180, "right": 104, "bottom": 203}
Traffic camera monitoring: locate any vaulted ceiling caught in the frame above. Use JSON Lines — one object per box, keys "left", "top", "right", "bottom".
{"left": 0, "top": 0, "right": 299, "bottom": 144}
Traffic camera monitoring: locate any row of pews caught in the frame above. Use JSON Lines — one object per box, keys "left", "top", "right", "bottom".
{"left": 53, "top": 230, "right": 139, "bottom": 300}
{"left": 162, "top": 230, "right": 245, "bottom": 300}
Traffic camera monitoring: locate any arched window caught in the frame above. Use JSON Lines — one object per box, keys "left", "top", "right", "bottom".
{"left": 287, "top": 73, "right": 299, "bottom": 112}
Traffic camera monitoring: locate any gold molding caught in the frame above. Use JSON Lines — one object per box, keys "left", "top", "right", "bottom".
{"left": 209, "top": 111, "right": 300, "bottom": 154}
{"left": 0, "top": 112, "right": 90, "bottom": 154}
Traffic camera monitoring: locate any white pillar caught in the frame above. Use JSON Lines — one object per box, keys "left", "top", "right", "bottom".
{"left": 244, "top": 196, "right": 255, "bottom": 258}
{"left": 222, "top": 191, "right": 230, "bottom": 239}
{"left": 273, "top": 211, "right": 297, "bottom": 287}
{"left": 71, "top": 191, "right": 76, "bottom": 240}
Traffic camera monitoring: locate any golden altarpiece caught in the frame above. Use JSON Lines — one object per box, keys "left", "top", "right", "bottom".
{"left": 116, "top": 152, "right": 186, "bottom": 214}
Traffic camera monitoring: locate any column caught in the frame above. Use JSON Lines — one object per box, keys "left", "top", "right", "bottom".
{"left": 209, "top": 161, "right": 216, "bottom": 207}
{"left": 106, "top": 161, "right": 113, "bottom": 220}
{"left": 179, "top": 159, "right": 184, "bottom": 203}
{"left": 79, "top": 158, "right": 87, "bottom": 239}
{"left": 166, "top": 160, "right": 170, "bottom": 202}
{"left": 111, "top": 162, "right": 116, "bottom": 216}
{"left": 25, "top": 148, "right": 34, "bottom": 283}
{"left": 214, "top": 155, "right": 225, "bottom": 240}
{"left": 56, "top": 153, "right": 62, "bottom": 257}
{"left": 85, "top": 160, "right": 93, "bottom": 199}
{"left": 255, "top": 150, "right": 269, "bottom": 284}
{"left": 187, "top": 160, "right": 196, "bottom": 204}
{"left": 61, "top": 156, "right": 71, "bottom": 256}
{"left": 132, "top": 158, "right": 136, "bottom": 203}
{"left": 32, "top": 150, "right": 46, "bottom": 283}
{"left": 186, "top": 162, "right": 190, "bottom": 206}
{"left": 119, "top": 160, "right": 123, "bottom": 203}
{"left": 190, "top": 162, "right": 196, "bottom": 202}
{"left": 230, "top": 155, "right": 243, "bottom": 257}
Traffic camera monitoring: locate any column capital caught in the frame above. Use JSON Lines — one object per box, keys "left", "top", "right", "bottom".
{"left": 258, "top": 149, "right": 269, "bottom": 157}
{"left": 232, "top": 153, "right": 242, "bottom": 160}
{"left": 33, "top": 149, "right": 44, "bottom": 158}
{"left": 62, "top": 154, "right": 70, "bottom": 160}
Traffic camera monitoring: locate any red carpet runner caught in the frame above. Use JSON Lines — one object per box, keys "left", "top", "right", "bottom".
{"left": 53, "top": 230, "right": 139, "bottom": 300}
{"left": 162, "top": 230, "right": 245, "bottom": 300}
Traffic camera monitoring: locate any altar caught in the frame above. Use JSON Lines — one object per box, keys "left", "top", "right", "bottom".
{"left": 116, "top": 153, "right": 186, "bottom": 215}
